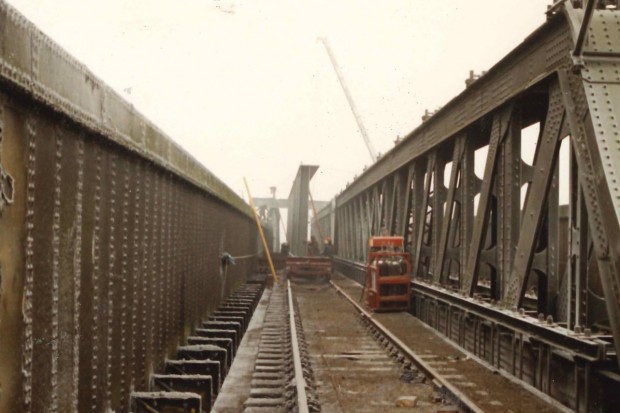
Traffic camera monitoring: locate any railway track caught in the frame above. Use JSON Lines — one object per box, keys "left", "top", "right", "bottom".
{"left": 325, "top": 273, "right": 568, "bottom": 413}
{"left": 292, "top": 277, "right": 465, "bottom": 413}
{"left": 241, "top": 280, "right": 319, "bottom": 413}
{"left": 138, "top": 272, "right": 569, "bottom": 413}
{"left": 328, "top": 281, "right": 484, "bottom": 413}
{"left": 244, "top": 273, "right": 517, "bottom": 413}
{"left": 223, "top": 275, "right": 444, "bottom": 413}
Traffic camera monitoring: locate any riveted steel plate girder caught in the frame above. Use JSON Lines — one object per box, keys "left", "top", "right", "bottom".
{"left": 0, "top": 3, "right": 258, "bottom": 413}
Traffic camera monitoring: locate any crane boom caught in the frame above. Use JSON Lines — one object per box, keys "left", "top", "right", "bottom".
{"left": 319, "top": 37, "right": 378, "bottom": 163}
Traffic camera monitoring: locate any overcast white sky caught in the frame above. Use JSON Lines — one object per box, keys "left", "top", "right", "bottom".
{"left": 7, "top": 0, "right": 551, "bottom": 202}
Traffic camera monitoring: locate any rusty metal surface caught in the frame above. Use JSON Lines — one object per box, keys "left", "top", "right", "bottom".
{"left": 329, "top": 3, "right": 620, "bottom": 412}
{"left": 0, "top": 2, "right": 258, "bottom": 413}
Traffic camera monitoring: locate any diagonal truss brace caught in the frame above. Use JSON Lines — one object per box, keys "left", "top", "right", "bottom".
{"left": 504, "top": 80, "right": 566, "bottom": 308}
{"left": 462, "top": 106, "right": 514, "bottom": 296}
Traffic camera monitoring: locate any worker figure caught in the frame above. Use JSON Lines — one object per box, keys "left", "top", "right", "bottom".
{"left": 322, "top": 237, "right": 334, "bottom": 257}
{"left": 307, "top": 236, "right": 320, "bottom": 256}
{"left": 281, "top": 242, "right": 290, "bottom": 256}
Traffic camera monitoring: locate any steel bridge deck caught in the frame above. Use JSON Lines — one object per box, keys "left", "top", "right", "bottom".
{"left": 2, "top": 1, "right": 620, "bottom": 412}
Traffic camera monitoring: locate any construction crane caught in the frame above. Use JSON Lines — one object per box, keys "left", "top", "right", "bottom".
{"left": 319, "top": 37, "right": 378, "bottom": 163}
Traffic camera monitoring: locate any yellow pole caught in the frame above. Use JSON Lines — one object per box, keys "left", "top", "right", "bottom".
{"left": 279, "top": 213, "right": 288, "bottom": 243}
{"left": 244, "top": 177, "right": 279, "bottom": 283}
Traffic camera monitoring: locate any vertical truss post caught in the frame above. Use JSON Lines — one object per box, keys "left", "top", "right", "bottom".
{"left": 353, "top": 197, "right": 363, "bottom": 261}
{"left": 335, "top": 209, "right": 341, "bottom": 257}
{"left": 382, "top": 178, "right": 394, "bottom": 233}
{"left": 459, "top": 143, "right": 476, "bottom": 290}
{"left": 347, "top": 203, "right": 355, "bottom": 260}
{"left": 543, "top": 152, "right": 561, "bottom": 315}
{"left": 337, "top": 208, "right": 344, "bottom": 258}
{"left": 370, "top": 186, "right": 380, "bottom": 235}
{"left": 568, "top": 155, "right": 589, "bottom": 329}
{"left": 431, "top": 151, "right": 445, "bottom": 280}
{"left": 400, "top": 166, "right": 414, "bottom": 244}
{"left": 412, "top": 154, "right": 436, "bottom": 279}
{"left": 388, "top": 174, "right": 401, "bottom": 235}
{"left": 342, "top": 204, "right": 350, "bottom": 259}
{"left": 360, "top": 194, "right": 369, "bottom": 260}
{"left": 410, "top": 161, "right": 426, "bottom": 271}
{"left": 498, "top": 109, "right": 522, "bottom": 300}
{"left": 436, "top": 136, "right": 466, "bottom": 284}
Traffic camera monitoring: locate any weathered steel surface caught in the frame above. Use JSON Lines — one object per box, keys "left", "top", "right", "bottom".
{"left": 328, "top": 3, "right": 620, "bottom": 412}
{"left": 311, "top": 198, "right": 335, "bottom": 243}
{"left": 253, "top": 196, "right": 328, "bottom": 252}
{"left": 287, "top": 165, "right": 318, "bottom": 256}
{"left": 0, "top": 2, "right": 257, "bottom": 413}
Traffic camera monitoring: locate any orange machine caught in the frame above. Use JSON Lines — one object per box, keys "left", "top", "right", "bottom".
{"left": 365, "top": 236, "right": 411, "bottom": 311}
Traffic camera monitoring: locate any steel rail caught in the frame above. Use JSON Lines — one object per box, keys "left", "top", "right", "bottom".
{"left": 329, "top": 280, "right": 486, "bottom": 413}
{"left": 287, "top": 280, "right": 310, "bottom": 413}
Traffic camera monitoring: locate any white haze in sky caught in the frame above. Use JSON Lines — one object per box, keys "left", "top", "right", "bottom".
{"left": 7, "top": 0, "right": 551, "bottom": 203}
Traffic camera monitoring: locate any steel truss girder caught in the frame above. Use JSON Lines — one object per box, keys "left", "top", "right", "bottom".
{"left": 0, "top": 3, "right": 260, "bottom": 413}
{"left": 332, "top": 3, "right": 620, "bottom": 385}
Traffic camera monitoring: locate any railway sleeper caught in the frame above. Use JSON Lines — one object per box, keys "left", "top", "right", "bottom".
{"left": 187, "top": 336, "right": 235, "bottom": 360}
{"left": 228, "top": 291, "right": 258, "bottom": 299}
{"left": 208, "top": 315, "right": 246, "bottom": 333}
{"left": 212, "top": 310, "right": 250, "bottom": 326}
{"left": 225, "top": 297, "right": 255, "bottom": 305}
{"left": 219, "top": 305, "right": 253, "bottom": 315}
{"left": 130, "top": 391, "right": 202, "bottom": 413}
{"left": 201, "top": 321, "right": 243, "bottom": 340}
{"left": 177, "top": 346, "right": 229, "bottom": 379}
{"left": 165, "top": 359, "right": 222, "bottom": 392}
{"left": 151, "top": 374, "right": 214, "bottom": 411}
{"left": 222, "top": 297, "right": 254, "bottom": 306}
{"left": 194, "top": 328, "right": 239, "bottom": 352}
